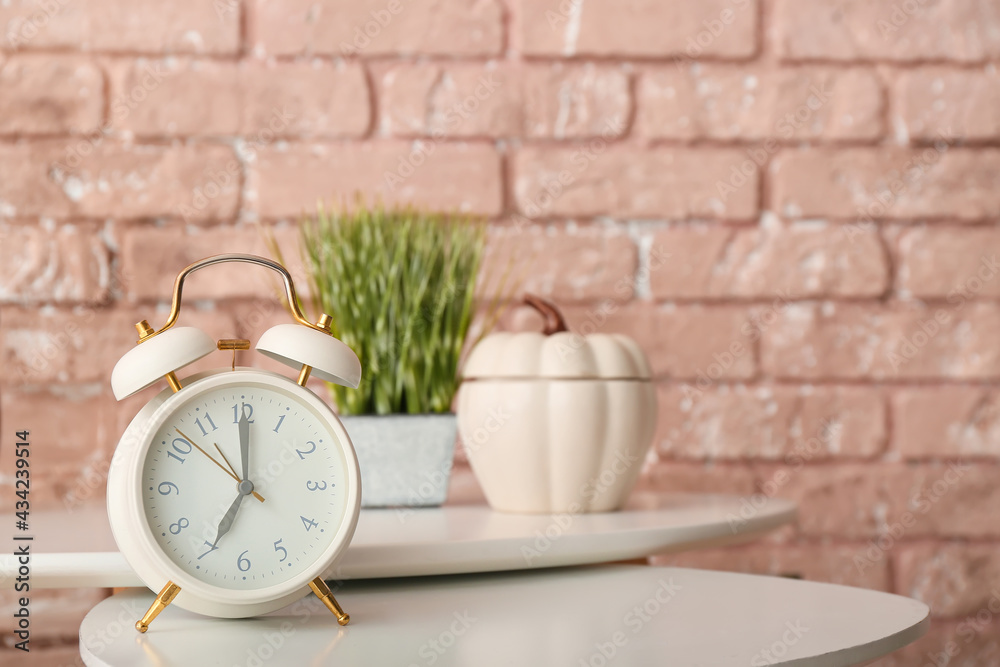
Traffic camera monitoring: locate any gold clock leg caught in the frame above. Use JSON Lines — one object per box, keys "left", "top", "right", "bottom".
{"left": 136, "top": 581, "right": 181, "bottom": 633}
{"left": 164, "top": 372, "right": 183, "bottom": 393}
{"left": 309, "top": 577, "right": 350, "bottom": 625}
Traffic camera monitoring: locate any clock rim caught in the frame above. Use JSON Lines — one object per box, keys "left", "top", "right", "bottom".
{"left": 108, "top": 368, "right": 362, "bottom": 618}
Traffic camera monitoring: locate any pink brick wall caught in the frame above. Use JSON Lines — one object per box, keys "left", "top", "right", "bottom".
{"left": 3, "top": 0, "right": 1000, "bottom": 662}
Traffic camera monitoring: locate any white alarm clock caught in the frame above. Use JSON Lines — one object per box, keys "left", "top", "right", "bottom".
{"left": 107, "top": 254, "right": 362, "bottom": 632}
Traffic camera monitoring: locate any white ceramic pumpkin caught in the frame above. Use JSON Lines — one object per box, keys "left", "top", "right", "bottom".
{"left": 457, "top": 296, "right": 657, "bottom": 513}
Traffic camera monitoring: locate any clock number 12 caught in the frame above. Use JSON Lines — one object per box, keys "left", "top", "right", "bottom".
{"left": 232, "top": 403, "right": 255, "bottom": 424}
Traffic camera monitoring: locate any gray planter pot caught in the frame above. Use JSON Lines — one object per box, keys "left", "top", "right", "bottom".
{"left": 340, "top": 413, "right": 457, "bottom": 508}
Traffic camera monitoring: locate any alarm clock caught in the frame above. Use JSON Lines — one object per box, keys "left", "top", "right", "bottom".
{"left": 107, "top": 254, "right": 362, "bottom": 633}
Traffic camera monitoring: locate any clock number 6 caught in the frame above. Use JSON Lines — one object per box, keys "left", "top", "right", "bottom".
{"left": 273, "top": 539, "right": 288, "bottom": 563}
{"left": 306, "top": 480, "right": 327, "bottom": 492}
{"left": 237, "top": 550, "right": 251, "bottom": 572}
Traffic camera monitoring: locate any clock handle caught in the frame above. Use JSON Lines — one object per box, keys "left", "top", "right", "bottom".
{"left": 139, "top": 253, "right": 326, "bottom": 343}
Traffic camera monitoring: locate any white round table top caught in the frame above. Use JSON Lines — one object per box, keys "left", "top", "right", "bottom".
{"left": 80, "top": 565, "right": 929, "bottom": 667}
{"left": 4, "top": 493, "right": 796, "bottom": 588}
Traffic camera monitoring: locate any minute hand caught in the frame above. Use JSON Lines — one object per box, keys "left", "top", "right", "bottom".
{"left": 238, "top": 407, "right": 250, "bottom": 481}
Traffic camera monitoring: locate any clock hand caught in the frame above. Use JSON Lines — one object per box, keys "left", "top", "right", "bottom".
{"left": 212, "top": 491, "right": 244, "bottom": 547}
{"left": 238, "top": 406, "right": 250, "bottom": 482}
{"left": 176, "top": 428, "right": 264, "bottom": 503}
{"left": 214, "top": 443, "right": 240, "bottom": 479}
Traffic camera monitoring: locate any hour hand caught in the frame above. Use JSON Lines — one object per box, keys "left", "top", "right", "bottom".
{"left": 213, "top": 492, "right": 244, "bottom": 547}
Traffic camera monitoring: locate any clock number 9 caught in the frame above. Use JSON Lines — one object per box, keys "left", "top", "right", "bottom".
{"left": 237, "top": 550, "right": 251, "bottom": 572}
{"left": 157, "top": 482, "right": 179, "bottom": 496}
{"left": 169, "top": 518, "right": 189, "bottom": 534}
{"left": 295, "top": 440, "right": 317, "bottom": 460}
{"left": 306, "top": 480, "right": 327, "bottom": 492}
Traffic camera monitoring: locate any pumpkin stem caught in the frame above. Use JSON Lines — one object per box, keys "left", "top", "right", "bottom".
{"left": 523, "top": 294, "right": 569, "bottom": 335}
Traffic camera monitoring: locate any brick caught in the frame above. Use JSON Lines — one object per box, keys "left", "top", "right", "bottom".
{"left": 0, "top": 645, "right": 84, "bottom": 666}
{"left": 518, "top": 0, "right": 756, "bottom": 58}
{"left": 0, "top": 222, "right": 110, "bottom": 304}
{"left": 637, "top": 66, "right": 882, "bottom": 140}
{"left": 657, "top": 384, "right": 886, "bottom": 460}
{"left": 0, "top": 142, "right": 240, "bottom": 221}
{"left": 771, "top": 148, "right": 1000, "bottom": 220}
{"left": 107, "top": 59, "right": 370, "bottom": 138}
{"left": 894, "top": 463, "right": 1000, "bottom": 539}
{"left": 253, "top": 0, "right": 502, "bottom": 56}
{"left": 760, "top": 302, "right": 1000, "bottom": 380}
{"left": 0, "top": 0, "right": 239, "bottom": 53}
{"left": 761, "top": 463, "right": 912, "bottom": 539}
{"left": 870, "top": 619, "right": 1000, "bottom": 667}
{"left": 894, "top": 68, "right": 1000, "bottom": 141}
{"left": 774, "top": 0, "right": 1000, "bottom": 62}
{"left": 636, "top": 461, "right": 757, "bottom": 496}
{"left": 506, "top": 302, "right": 758, "bottom": 379}
{"left": 649, "top": 220, "right": 888, "bottom": 300}
{"left": 654, "top": 543, "right": 891, "bottom": 591}
{"left": 895, "top": 227, "right": 1000, "bottom": 298}
{"left": 514, "top": 147, "right": 758, "bottom": 219}
{"left": 0, "top": 386, "right": 115, "bottom": 481}
{"left": 895, "top": 543, "right": 1000, "bottom": 617}
{"left": 121, "top": 224, "right": 306, "bottom": 301}
{"left": 0, "top": 305, "right": 238, "bottom": 385}
{"left": 892, "top": 387, "right": 1000, "bottom": 459}
{"left": 0, "top": 55, "right": 103, "bottom": 134}
{"left": 252, "top": 142, "right": 502, "bottom": 219}
{"left": 377, "top": 62, "right": 629, "bottom": 139}
{"left": 483, "top": 223, "right": 637, "bottom": 301}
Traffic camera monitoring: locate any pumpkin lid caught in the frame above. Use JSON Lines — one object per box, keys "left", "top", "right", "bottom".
{"left": 463, "top": 295, "right": 652, "bottom": 380}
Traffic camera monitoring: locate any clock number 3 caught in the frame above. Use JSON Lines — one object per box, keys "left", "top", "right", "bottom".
{"left": 273, "top": 539, "right": 288, "bottom": 562}
{"left": 306, "top": 480, "right": 327, "bottom": 492}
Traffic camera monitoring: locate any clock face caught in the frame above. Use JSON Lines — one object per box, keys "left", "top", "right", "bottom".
{"left": 140, "top": 381, "right": 350, "bottom": 591}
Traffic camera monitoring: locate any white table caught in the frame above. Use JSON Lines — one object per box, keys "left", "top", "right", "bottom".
{"left": 2, "top": 493, "right": 796, "bottom": 587}
{"left": 80, "top": 565, "right": 929, "bottom": 667}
